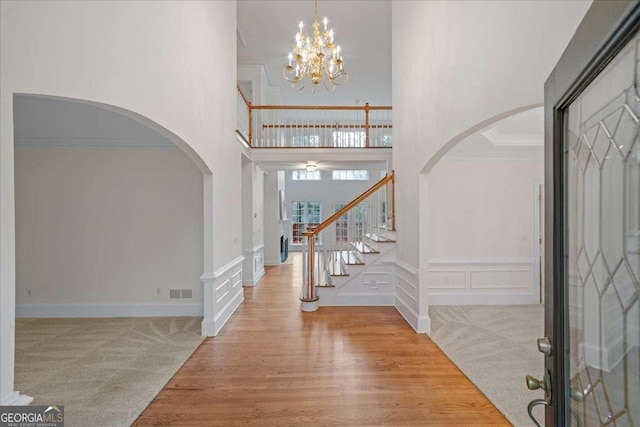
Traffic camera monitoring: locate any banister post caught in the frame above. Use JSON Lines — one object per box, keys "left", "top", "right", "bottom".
{"left": 248, "top": 103, "right": 253, "bottom": 146}
{"left": 364, "top": 102, "right": 370, "bottom": 147}
{"left": 301, "top": 231, "right": 319, "bottom": 312}
{"left": 391, "top": 170, "right": 396, "bottom": 231}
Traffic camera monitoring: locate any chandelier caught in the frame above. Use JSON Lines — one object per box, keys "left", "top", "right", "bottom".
{"left": 283, "top": 0, "right": 348, "bottom": 93}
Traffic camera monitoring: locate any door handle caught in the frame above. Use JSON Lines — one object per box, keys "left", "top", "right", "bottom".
{"left": 526, "top": 370, "right": 552, "bottom": 404}
{"left": 527, "top": 398, "right": 547, "bottom": 427}
{"left": 526, "top": 375, "right": 547, "bottom": 392}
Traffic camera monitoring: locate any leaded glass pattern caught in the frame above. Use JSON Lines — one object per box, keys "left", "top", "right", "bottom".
{"left": 566, "top": 34, "right": 640, "bottom": 426}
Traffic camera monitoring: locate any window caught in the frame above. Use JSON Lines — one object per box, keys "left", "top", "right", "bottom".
{"left": 292, "top": 135, "right": 320, "bottom": 147}
{"left": 291, "top": 201, "right": 321, "bottom": 243}
{"left": 381, "top": 135, "right": 393, "bottom": 147}
{"left": 332, "top": 201, "right": 368, "bottom": 243}
{"left": 292, "top": 170, "right": 321, "bottom": 180}
{"left": 332, "top": 170, "right": 370, "bottom": 181}
{"left": 332, "top": 131, "right": 366, "bottom": 148}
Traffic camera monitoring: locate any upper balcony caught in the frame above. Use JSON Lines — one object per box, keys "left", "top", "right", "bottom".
{"left": 236, "top": 86, "right": 392, "bottom": 150}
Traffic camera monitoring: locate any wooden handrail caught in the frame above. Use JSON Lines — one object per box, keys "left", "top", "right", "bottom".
{"left": 249, "top": 105, "right": 391, "bottom": 111}
{"left": 236, "top": 85, "right": 250, "bottom": 108}
{"left": 308, "top": 171, "right": 394, "bottom": 235}
{"left": 261, "top": 124, "right": 392, "bottom": 129}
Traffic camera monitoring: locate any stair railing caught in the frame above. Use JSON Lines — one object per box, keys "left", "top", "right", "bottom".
{"left": 300, "top": 171, "right": 395, "bottom": 310}
{"left": 247, "top": 103, "right": 392, "bottom": 148}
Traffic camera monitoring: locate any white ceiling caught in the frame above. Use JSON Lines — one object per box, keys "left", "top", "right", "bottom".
{"left": 237, "top": 0, "right": 392, "bottom": 106}
{"left": 447, "top": 107, "right": 544, "bottom": 159}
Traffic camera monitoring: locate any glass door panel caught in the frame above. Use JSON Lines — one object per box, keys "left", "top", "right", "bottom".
{"left": 564, "top": 33, "right": 640, "bottom": 427}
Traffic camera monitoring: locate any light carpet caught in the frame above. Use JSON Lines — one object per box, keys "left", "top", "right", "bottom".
{"left": 15, "top": 317, "right": 205, "bottom": 427}
{"left": 429, "top": 305, "right": 545, "bottom": 426}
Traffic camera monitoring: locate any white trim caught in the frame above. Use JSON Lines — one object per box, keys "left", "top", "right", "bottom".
{"left": 441, "top": 152, "right": 543, "bottom": 161}
{"left": 394, "top": 296, "right": 430, "bottom": 333}
{"left": 394, "top": 259, "right": 419, "bottom": 277}
{"left": 263, "top": 259, "right": 283, "bottom": 266}
{"left": 428, "top": 258, "right": 534, "bottom": 266}
{"left": 245, "top": 243, "right": 265, "bottom": 253}
{"left": 481, "top": 128, "right": 543, "bottom": 147}
{"left": 201, "top": 288, "right": 244, "bottom": 336}
{"left": 15, "top": 302, "right": 203, "bottom": 318}
{"left": 244, "top": 268, "right": 265, "bottom": 287}
{"left": 1, "top": 391, "right": 34, "bottom": 406}
{"left": 211, "top": 255, "right": 245, "bottom": 279}
{"left": 14, "top": 136, "right": 174, "bottom": 149}
{"left": 429, "top": 294, "right": 539, "bottom": 305}
{"left": 317, "top": 291, "right": 394, "bottom": 306}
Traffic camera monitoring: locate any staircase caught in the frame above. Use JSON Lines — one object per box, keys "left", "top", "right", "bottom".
{"left": 300, "top": 172, "right": 396, "bottom": 311}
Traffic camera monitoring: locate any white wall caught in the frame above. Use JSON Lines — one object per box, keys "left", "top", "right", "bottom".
{"left": 391, "top": 0, "right": 591, "bottom": 331}
{"left": 285, "top": 167, "right": 387, "bottom": 247}
{"left": 1, "top": 0, "right": 238, "bottom": 403}
{"left": 427, "top": 158, "right": 543, "bottom": 304}
{"left": 14, "top": 147, "right": 203, "bottom": 312}
{"left": 428, "top": 159, "right": 542, "bottom": 259}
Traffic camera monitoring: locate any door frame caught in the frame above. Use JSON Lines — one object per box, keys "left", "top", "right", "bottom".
{"left": 543, "top": 1, "right": 640, "bottom": 425}
{"left": 534, "top": 180, "right": 544, "bottom": 304}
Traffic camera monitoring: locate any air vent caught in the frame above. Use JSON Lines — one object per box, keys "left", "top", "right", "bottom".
{"left": 169, "top": 289, "right": 181, "bottom": 299}
{"left": 181, "top": 289, "right": 193, "bottom": 299}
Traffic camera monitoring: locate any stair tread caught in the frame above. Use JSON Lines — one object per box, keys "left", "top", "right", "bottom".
{"left": 365, "top": 233, "right": 396, "bottom": 243}
{"left": 327, "top": 253, "right": 349, "bottom": 276}
{"left": 351, "top": 241, "right": 379, "bottom": 254}
{"left": 341, "top": 250, "right": 364, "bottom": 265}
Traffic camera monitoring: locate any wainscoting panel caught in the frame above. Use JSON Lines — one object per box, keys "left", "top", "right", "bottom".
{"left": 428, "top": 259, "right": 538, "bottom": 305}
{"left": 201, "top": 255, "right": 244, "bottom": 336}
{"left": 394, "top": 260, "right": 429, "bottom": 332}
{"left": 243, "top": 244, "right": 265, "bottom": 286}
{"left": 317, "top": 262, "right": 395, "bottom": 306}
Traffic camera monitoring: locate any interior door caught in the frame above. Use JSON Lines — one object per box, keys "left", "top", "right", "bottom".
{"left": 537, "top": 2, "right": 640, "bottom": 426}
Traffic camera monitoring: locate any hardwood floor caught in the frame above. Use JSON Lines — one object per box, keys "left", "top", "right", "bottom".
{"left": 134, "top": 254, "right": 510, "bottom": 426}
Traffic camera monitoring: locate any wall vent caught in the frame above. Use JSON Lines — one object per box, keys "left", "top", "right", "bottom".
{"left": 169, "top": 289, "right": 181, "bottom": 299}
{"left": 181, "top": 289, "right": 193, "bottom": 299}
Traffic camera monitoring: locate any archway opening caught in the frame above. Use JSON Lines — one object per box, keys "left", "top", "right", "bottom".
{"left": 420, "top": 105, "right": 546, "bottom": 425}
{"left": 12, "top": 94, "right": 210, "bottom": 422}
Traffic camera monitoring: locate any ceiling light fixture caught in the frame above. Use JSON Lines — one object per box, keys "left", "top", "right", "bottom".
{"left": 305, "top": 163, "right": 317, "bottom": 172}
{"left": 283, "top": 0, "right": 348, "bottom": 93}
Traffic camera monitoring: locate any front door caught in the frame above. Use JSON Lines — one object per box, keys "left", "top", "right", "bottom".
{"left": 539, "top": 2, "right": 640, "bottom": 426}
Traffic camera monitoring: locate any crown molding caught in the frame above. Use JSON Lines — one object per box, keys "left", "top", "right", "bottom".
{"left": 15, "top": 137, "right": 175, "bottom": 149}
{"left": 481, "top": 128, "right": 543, "bottom": 146}
{"left": 443, "top": 149, "right": 543, "bottom": 161}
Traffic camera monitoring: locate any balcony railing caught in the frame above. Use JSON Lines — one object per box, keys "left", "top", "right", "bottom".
{"left": 236, "top": 87, "right": 392, "bottom": 148}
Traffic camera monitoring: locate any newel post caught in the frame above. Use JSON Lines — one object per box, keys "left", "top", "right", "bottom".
{"left": 300, "top": 231, "right": 319, "bottom": 311}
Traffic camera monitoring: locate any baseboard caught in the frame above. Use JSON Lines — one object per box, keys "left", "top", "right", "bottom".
{"left": 317, "top": 291, "right": 394, "bottom": 306}
{"left": 264, "top": 259, "right": 282, "bottom": 266}
{"left": 15, "top": 302, "right": 204, "bottom": 318}
{"left": 394, "top": 295, "right": 430, "bottom": 333}
{"left": 1, "top": 391, "right": 33, "bottom": 406}
{"left": 201, "top": 287, "right": 244, "bottom": 336}
{"left": 244, "top": 268, "right": 265, "bottom": 287}
{"left": 428, "top": 293, "right": 538, "bottom": 305}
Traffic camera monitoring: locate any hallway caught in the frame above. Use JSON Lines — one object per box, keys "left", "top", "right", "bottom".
{"left": 135, "top": 255, "right": 509, "bottom": 426}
